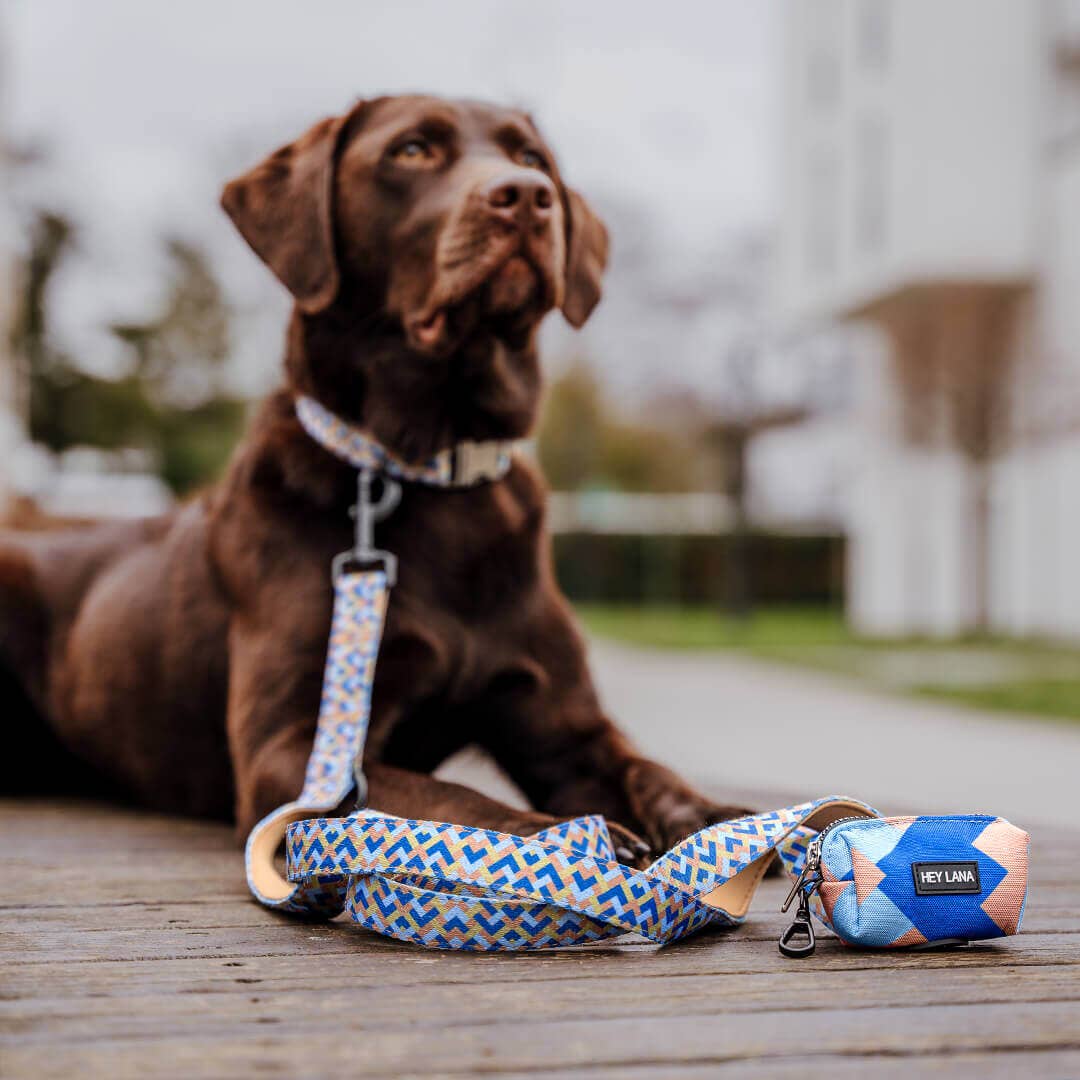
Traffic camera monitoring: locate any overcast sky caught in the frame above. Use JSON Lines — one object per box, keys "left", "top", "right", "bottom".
{"left": 4, "top": 1, "right": 781, "bottom": 396}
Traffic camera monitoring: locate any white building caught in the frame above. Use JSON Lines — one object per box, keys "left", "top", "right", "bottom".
{"left": 777, "top": 0, "right": 1080, "bottom": 638}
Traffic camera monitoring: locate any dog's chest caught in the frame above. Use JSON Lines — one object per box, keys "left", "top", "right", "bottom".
{"left": 380, "top": 470, "right": 545, "bottom": 615}
{"left": 355, "top": 471, "right": 549, "bottom": 755}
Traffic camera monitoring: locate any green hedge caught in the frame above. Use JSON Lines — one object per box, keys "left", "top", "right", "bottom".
{"left": 552, "top": 532, "right": 845, "bottom": 607}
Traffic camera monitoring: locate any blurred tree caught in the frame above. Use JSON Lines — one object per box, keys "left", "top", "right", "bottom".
{"left": 11, "top": 211, "right": 245, "bottom": 495}
{"left": 537, "top": 360, "right": 695, "bottom": 492}
{"left": 702, "top": 340, "right": 808, "bottom": 620}
{"left": 110, "top": 239, "right": 245, "bottom": 493}
{"left": 536, "top": 361, "right": 604, "bottom": 490}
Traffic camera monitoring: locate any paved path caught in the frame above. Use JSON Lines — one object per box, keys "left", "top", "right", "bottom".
{"left": 586, "top": 639, "right": 1080, "bottom": 830}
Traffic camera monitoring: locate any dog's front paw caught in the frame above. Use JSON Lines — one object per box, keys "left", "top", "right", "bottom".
{"left": 515, "top": 813, "right": 651, "bottom": 868}
{"left": 605, "top": 820, "right": 653, "bottom": 869}
{"left": 623, "top": 758, "right": 753, "bottom": 853}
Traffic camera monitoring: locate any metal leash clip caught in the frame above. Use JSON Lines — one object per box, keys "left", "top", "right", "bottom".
{"left": 332, "top": 468, "right": 402, "bottom": 586}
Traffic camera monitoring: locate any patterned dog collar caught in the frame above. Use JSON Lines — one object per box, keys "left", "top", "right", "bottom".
{"left": 295, "top": 395, "right": 513, "bottom": 487}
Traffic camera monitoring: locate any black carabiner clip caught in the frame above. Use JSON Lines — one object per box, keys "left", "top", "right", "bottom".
{"left": 778, "top": 891, "right": 817, "bottom": 958}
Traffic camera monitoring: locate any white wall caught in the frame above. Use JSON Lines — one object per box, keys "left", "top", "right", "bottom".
{"left": 847, "top": 343, "right": 979, "bottom": 637}
{"left": 777, "top": 0, "right": 1080, "bottom": 639}
{"left": 777, "top": 0, "right": 1041, "bottom": 324}
{"left": 985, "top": 83, "right": 1080, "bottom": 640}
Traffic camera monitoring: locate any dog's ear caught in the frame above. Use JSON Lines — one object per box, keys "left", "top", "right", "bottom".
{"left": 561, "top": 188, "right": 609, "bottom": 328}
{"left": 221, "top": 103, "right": 364, "bottom": 314}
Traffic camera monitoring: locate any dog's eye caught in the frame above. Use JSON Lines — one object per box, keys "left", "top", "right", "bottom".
{"left": 519, "top": 148, "right": 547, "bottom": 171}
{"left": 391, "top": 137, "right": 440, "bottom": 168}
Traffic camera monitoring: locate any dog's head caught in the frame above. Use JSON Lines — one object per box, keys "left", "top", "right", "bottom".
{"left": 222, "top": 95, "right": 608, "bottom": 359}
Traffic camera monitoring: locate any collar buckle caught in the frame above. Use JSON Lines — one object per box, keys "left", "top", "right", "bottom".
{"left": 452, "top": 441, "right": 509, "bottom": 486}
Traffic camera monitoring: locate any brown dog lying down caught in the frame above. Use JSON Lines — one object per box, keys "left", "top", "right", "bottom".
{"left": 0, "top": 94, "right": 747, "bottom": 865}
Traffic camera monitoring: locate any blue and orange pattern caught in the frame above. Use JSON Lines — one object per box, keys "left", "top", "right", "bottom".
{"left": 282, "top": 797, "right": 873, "bottom": 949}
{"left": 300, "top": 570, "right": 387, "bottom": 806}
{"left": 244, "top": 569, "right": 389, "bottom": 913}
{"left": 777, "top": 815, "right": 1029, "bottom": 948}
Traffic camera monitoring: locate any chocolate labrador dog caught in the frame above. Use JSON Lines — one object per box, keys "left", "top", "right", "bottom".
{"left": 0, "top": 94, "right": 744, "bottom": 864}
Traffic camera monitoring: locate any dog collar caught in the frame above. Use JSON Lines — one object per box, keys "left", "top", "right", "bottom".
{"left": 295, "top": 395, "right": 513, "bottom": 488}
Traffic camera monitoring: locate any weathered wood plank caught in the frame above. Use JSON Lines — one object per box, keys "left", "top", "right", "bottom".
{"left": 5, "top": 963, "right": 1079, "bottom": 1040}
{"left": 3, "top": 1001, "right": 1080, "bottom": 1077}
{"left": 472, "top": 1053, "right": 1080, "bottom": 1080}
{"left": 2, "top": 797, "right": 1077, "bottom": 1079}
{"left": 4, "top": 925, "right": 1071, "bottom": 981}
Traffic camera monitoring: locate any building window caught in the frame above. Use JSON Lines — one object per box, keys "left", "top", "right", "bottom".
{"left": 1051, "top": 0, "right": 1080, "bottom": 151}
{"left": 805, "top": 2, "right": 843, "bottom": 110}
{"left": 1054, "top": 0, "right": 1080, "bottom": 45}
{"left": 805, "top": 146, "right": 840, "bottom": 276}
{"left": 857, "top": 0, "right": 890, "bottom": 72}
{"left": 807, "top": 46, "right": 841, "bottom": 111}
{"left": 856, "top": 115, "right": 889, "bottom": 256}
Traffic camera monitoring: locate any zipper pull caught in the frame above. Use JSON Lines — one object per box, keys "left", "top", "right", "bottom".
{"left": 779, "top": 837, "right": 822, "bottom": 958}
{"left": 781, "top": 836, "right": 822, "bottom": 913}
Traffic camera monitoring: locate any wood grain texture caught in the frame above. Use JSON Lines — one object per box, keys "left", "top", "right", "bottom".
{"left": 2, "top": 797, "right": 1077, "bottom": 1079}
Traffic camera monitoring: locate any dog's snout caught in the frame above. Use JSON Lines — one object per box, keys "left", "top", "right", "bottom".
{"left": 484, "top": 172, "right": 555, "bottom": 229}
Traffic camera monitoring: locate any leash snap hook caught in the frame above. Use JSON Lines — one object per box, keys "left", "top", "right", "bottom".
{"left": 778, "top": 887, "right": 817, "bottom": 958}
{"left": 333, "top": 468, "right": 402, "bottom": 585}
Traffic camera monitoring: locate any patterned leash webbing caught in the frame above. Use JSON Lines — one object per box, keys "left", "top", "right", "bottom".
{"left": 245, "top": 555, "right": 875, "bottom": 948}
{"left": 245, "top": 569, "right": 390, "bottom": 914}
{"left": 283, "top": 797, "right": 873, "bottom": 950}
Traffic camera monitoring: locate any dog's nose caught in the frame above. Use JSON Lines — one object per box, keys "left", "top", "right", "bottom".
{"left": 484, "top": 171, "right": 555, "bottom": 230}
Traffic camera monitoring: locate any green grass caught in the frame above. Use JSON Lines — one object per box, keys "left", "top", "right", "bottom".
{"left": 915, "top": 680, "right": 1080, "bottom": 723}
{"left": 578, "top": 604, "right": 1080, "bottom": 723}
{"left": 578, "top": 604, "right": 852, "bottom": 651}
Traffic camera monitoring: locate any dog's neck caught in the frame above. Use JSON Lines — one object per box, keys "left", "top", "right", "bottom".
{"left": 283, "top": 298, "right": 543, "bottom": 465}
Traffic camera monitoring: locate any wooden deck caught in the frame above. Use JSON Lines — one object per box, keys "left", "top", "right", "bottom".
{"left": 3, "top": 797, "right": 1079, "bottom": 1078}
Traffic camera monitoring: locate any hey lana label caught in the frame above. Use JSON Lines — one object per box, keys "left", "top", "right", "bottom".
{"left": 911, "top": 861, "right": 982, "bottom": 895}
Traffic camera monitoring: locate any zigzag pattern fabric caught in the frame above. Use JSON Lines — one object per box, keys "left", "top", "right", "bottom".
{"left": 244, "top": 569, "right": 389, "bottom": 914}
{"left": 295, "top": 396, "right": 512, "bottom": 486}
{"left": 300, "top": 571, "right": 387, "bottom": 806}
{"left": 283, "top": 796, "right": 870, "bottom": 949}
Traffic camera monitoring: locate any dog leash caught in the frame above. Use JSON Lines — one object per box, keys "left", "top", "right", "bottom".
{"left": 244, "top": 400, "right": 877, "bottom": 948}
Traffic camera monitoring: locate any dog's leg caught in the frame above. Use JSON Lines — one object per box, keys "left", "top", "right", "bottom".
{"left": 480, "top": 700, "right": 747, "bottom": 861}
{"left": 233, "top": 717, "right": 556, "bottom": 841}
{"left": 226, "top": 615, "right": 559, "bottom": 841}
{"left": 366, "top": 761, "right": 555, "bottom": 836}
{"left": 476, "top": 606, "right": 752, "bottom": 860}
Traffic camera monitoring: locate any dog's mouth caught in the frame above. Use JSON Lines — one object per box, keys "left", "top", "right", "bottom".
{"left": 406, "top": 248, "right": 553, "bottom": 356}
